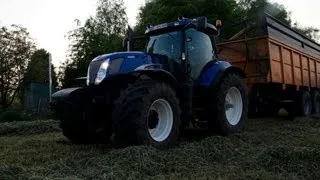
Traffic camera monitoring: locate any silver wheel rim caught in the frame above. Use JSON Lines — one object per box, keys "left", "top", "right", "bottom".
{"left": 147, "top": 99, "right": 173, "bottom": 142}
{"left": 225, "top": 87, "right": 243, "bottom": 126}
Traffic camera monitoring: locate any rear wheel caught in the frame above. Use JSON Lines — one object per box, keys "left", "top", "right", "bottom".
{"left": 208, "top": 73, "right": 248, "bottom": 135}
{"left": 112, "top": 80, "right": 181, "bottom": 149}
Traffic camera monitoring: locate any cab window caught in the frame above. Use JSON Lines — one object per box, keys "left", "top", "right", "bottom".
{"left": 186, "top": 28, "right": 214, "bottom": 79}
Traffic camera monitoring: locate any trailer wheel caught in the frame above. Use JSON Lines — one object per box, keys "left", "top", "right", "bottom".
{"left": 112, "top": 81, "right": 181, "bottom": 149}
{"left": 312, "top": 91, "right": 320, "bottom": 115}
{"left": 208, "top": 73, "right": 248, "bottom": 135}
{"left": 298, "top": 91, "right": 312, "bottom": 117}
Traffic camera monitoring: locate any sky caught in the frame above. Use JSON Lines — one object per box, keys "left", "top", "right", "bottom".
{"left": 0, "top": 0, "right": 319, "bottom": 67}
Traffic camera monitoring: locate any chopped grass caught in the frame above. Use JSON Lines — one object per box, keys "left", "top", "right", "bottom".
{"left": 0, "top": 120, "right": 60, "bottom": 136}
{"left": 1, "top": 117, "right": 320, "bottom": 179}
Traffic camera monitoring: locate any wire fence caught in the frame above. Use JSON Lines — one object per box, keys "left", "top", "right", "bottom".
{"left": 24, "top": 83, "right": 55, "bottom": 115}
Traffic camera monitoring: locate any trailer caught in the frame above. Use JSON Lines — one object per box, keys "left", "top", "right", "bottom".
{"left": 217, "top": 13, "right": 320, "bottom": 117}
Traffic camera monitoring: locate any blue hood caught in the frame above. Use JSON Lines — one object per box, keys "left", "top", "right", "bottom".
{"left": 87, "top": 51, "right": 170, "bottom": 84}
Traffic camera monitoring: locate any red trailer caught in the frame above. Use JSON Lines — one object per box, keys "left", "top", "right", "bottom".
{"left": 217, "top": 14, "right": 320, "bottom": 117}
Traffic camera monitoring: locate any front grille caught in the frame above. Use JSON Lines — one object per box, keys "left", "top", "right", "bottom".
{"left": 88, "top": 60, "right": 103, "bottom": 84}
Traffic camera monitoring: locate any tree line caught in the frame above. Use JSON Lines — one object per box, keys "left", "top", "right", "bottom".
{"left": 0, "top": 0, "right": 319, "bottom": 109}
{"left": 0, "top": 25, "right": 58, "bottom": 109}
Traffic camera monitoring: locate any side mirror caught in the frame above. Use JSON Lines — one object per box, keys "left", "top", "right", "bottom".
{"left": 196, "top": 16, "right": 207, "bottom": 31}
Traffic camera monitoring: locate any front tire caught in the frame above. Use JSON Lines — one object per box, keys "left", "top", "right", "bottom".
{"left": 112, "top": 81, "right": 181, "bottom": 149}
{"left": 208, "top": 73, "right": 248, "bottom": 135}
{"left": 61, "top": 121, "right": 93, "bottom": 144}
{"left": 54, "top": 99, "right": 106, "bottom": 144}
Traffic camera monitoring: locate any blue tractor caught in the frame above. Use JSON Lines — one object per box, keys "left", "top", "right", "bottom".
{"left": 51, "top": 17, "right": 247, "bottom": 149}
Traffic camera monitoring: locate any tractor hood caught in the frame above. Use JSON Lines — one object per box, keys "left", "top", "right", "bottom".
{"left": 87, "top": 51, "right": 169, "bottom": 85}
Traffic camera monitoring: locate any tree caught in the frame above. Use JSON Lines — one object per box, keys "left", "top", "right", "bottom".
{"left": 293, "top": 23, "right": 320, "bottom": 41}
{"left": 135, "top": 0, "right": 243, "bottom": 36}
{"left": 238, "top": 0, "right": 291, "bottom": 25}
{"left": 239, "top": 0, "right": 319, "bottom": 41}
{"left": 0, "top": 25, "right": 35, "bottom": 109}
{"left": 135, "top": 0, "right": 318, "bottom": 42}
{"left": 61, "top": 0, "right": 127, "bottom": 87}
{"left": 23, "top": 49, "right": 57, "bottom": 86}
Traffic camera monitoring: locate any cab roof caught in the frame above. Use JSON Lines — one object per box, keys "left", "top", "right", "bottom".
{"left": 145, "top": 17, "right": 218, "bottom": 36}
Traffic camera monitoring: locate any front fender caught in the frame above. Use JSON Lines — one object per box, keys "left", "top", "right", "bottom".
{"left": 130, "top": 69, "right": 181, "bottom": 90}
{"left": 98, "top": 66, "right": 181, "bottom": 92}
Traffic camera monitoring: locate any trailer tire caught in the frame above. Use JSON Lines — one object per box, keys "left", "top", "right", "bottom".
{"left": 312, "top": 91, "right": 320, "bottom": 115}
{"left": 112, "top": 80, "right": 181, "bottom": 149}
{"left": 208, "top": 73, "right": 248, "bottom": 135}
{"left": 297, "top": 91, "right": 312, "bottom": 117}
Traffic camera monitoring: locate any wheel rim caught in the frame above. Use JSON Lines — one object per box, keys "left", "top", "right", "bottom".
{"left": 225, "top": 87, "right": 243, "bottom": 126}
{"left": 147, "top": 99, "right": 173, "bottom": 142}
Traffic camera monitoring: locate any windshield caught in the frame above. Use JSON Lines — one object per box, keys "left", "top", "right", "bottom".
{"left": 146, "top": 31, "right": 181, "bottom": 61}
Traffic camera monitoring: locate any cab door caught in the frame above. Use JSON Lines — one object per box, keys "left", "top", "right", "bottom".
{"left": 185, "top": 28, "right": 215, "bottom": 80}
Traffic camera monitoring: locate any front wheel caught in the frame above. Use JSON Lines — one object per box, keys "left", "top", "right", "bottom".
{"left": 208, "top": 73, "right": 248, "bottom": 135}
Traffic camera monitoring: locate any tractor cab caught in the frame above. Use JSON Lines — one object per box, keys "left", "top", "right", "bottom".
{"left": 141, "top": 17, "right": 222, "bottom": 82}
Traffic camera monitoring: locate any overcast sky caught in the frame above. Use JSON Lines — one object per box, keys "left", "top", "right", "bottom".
{"left": 0, "top": 0, "right": 319, "bottom": 67}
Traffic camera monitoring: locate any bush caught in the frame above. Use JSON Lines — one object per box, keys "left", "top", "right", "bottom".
{"left": 0, "top": 110, "right": 31, "bottom": 123}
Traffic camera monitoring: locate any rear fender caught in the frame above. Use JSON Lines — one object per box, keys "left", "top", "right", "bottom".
{"left": 199, "top": 61, "right": 245, "bottom": 87}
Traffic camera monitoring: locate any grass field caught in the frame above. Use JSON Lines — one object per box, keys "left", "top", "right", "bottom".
{"left": 1, "top": 117, "right": 320, "bottom": 180}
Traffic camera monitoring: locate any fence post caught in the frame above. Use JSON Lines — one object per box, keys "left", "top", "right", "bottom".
{"left": 48, "top": 53, "right": 52, "bottom": 103}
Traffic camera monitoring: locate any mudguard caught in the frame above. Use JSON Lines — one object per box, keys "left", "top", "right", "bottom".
{"left": 52, "top": 87, "right": 84, "bottom": 100}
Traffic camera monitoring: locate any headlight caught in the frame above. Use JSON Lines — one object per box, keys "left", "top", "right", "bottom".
{"left": 95, "top": 59, "right": 110, "bottom": 85}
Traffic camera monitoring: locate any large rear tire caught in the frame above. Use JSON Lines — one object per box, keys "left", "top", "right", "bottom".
{"left": 112, "top": 80, "right": 181, "bottom": 149}
{"left": 208, "top": 73, "right": 248, "bottom": 135}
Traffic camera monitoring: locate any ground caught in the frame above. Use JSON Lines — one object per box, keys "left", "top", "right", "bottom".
{"left": 1, "top": 117, "right": 320, "bottom": 180}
